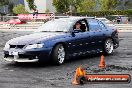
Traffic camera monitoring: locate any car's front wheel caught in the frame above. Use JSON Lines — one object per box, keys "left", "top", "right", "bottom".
{"left": 104, "top": 38, "right": 114, "bottom": 55}
{"left": 52, "top": 44, "right": 66, "bottom": 65}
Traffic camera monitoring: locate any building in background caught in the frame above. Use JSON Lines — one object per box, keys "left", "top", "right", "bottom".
{"left": 24, "top": 0, "right": 56, "bottom": 13}
{"left": 0, "top": 0, "right": 55, "bottom": 14}
{"left": 0, "top": 0, "right": 24, "bottom": 14}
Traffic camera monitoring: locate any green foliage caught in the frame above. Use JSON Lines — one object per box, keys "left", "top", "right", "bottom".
{"left": 78, "top": 10, "right": 132, "bottom": 16}
{"left": 26, "top": 0, "right": 36, "bottom": 10}
{"left": 53, "top": 0, "right": 132, "bottom": 14}
{"left": 123, "top": 0, "right": 132, "bottom": 10}
{"left": 99, "top": 0, "right": 119, "bottom": 10}
{"left": 53, "top": 0, "right": 69, "bottom": 13}
{"left": 45, "top": 9, "right": 50, "bottom": 13}
{"left": 0, "top": 0, "right": 9, "bottom": 6}
{"left": 8, "top": 3, "right": 14, "bottom": 13}
{"left": 13, "top": 4, "right": 29, "bottom": 14}
{"left": 77, "top": 0, "right": 96, "bottom": 13}
{"left": 68, "top": 0, "right": 82, "bottom": 12}
{"left": 53, "top": 0, "right": 96, "bottom": 13}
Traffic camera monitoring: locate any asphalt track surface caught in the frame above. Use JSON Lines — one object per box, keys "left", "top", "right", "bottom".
{"left": 0, "top": 31, "right": 132, "bottom": 88}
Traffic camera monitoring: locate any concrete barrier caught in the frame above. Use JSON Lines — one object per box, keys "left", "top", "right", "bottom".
{"left": 114, "top": 24, "right": 132, "bottom": 30}
{"left": 0, "top": 23, "right": 42, "bottom": 30}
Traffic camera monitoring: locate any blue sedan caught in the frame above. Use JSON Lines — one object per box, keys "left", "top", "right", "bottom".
{"left": 3, "top": 17, "right": 119, "bottom": 65}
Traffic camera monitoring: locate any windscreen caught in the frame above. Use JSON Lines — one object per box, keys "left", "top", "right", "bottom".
{"left": 38, "top": 20, "right": 73, "bottom": 32}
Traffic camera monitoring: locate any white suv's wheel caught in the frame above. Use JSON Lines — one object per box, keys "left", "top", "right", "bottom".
{"left": 104, "top": 38, "right": 114, "bottom": 54}
{"left": 52, "top": 44, "right": 65, "bottom": 65}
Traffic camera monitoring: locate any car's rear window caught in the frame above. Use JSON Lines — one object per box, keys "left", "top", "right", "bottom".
{"left": 88, "top": 19, "right": 101, "bottom": 31}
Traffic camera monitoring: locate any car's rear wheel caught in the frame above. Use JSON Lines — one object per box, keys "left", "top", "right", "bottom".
{"left": 104, "top": 38, "right": 114, "bottom": 55}
{"left": 52, "top": 44, "right": 66, "bottom": 65}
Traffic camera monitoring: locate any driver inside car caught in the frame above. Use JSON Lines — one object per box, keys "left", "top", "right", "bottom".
{"left": 74, "top": 22, "right": 82, "bottom": 32}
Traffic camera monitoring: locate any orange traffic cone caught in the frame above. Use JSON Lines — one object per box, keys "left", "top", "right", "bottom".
{"left": 98, "top": 55, "right": 106, "bottom": 69}
{"left": 72, "top": 66, "right": 86, "bottom": 85}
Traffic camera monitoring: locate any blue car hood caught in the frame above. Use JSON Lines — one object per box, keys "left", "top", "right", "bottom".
{"left": 7, "top": 32, "right": 65, "bottom": 45}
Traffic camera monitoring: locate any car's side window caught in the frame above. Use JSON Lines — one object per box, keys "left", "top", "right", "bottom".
{"left": 98, "top": 21, "right": 107, "bottom": 29}
{"left": 73, "top": 20, "right": 88, "bottom": 32}
{"left": 80, "top": 20, "right": 88, "bottom": 32}
{"left": 88, "top": 19, "right": 102, "bottom": 31}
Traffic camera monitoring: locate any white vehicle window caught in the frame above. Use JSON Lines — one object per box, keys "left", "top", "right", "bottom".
{"left": 88, "top": 19, "right": 101, "bottom": 31}
{"left": 98, "top": 21, "right": 106, "bottom": 29}
{"left": 38, "top": 20, "right": 73, "bottom": 32}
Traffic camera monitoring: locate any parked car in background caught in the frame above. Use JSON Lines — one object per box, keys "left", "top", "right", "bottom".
{"left": 112, "top": 15, "right": 129, "bottom": 24}
{"left": 7, "top": 19, "right": 26, "bottom": 24}
{"left": 0, "top": 19, "right": 26, "bottom": 25}
{"left": 0, "top": 19, "right": 26, "bottom": 27}
{"left": 3, "top": 17, "right": 119, "bottom": 65}
{"left": 119, "top": 16, "right": 129, "bottom": 24}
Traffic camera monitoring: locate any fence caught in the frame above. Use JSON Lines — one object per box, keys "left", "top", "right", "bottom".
{"left": 114, "top": 24, "right": 132, "bottom": 30}
{"left": 0, "top": 13, "right": 55, "bottom": 21}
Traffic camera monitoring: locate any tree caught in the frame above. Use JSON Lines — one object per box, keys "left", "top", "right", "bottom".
{"left": 26, "top": 0, "right": 36, "bottom": 10}
{"left": 45, "top": 9, "right": 50, "bottom": 13}
{"left": 99, "top": 0, "right": 119, "bottom": 11}
{"left": 53, "top": 0, "right": 83, "bottom": 13}
{"left": 53, "top": 0, "right": 69, "bottom": 13}
{"left": 68, "top": 0, "right": 82, "bottom": 13}
{"left": 13, "top": 4, "right": 29, "bottom": 14}
{"left": 77, "top": 0, "right": 96, "bottom": 13}
{"left": 0, "top": 0, "right": 9, "bottom": 6}
{"left": 8, "top": 3, "right": 14, "bottom": 13}
{"left": 121, "top": 0, "right": 132, "bottom": 10}
{"left": 53, "top": 0, "right": 97, "bottom": 13}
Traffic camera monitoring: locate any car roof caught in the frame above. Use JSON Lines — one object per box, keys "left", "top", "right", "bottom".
{"left": 54, "top": 16, "right": 95, "bottom": 22}
{"left": 96, "top": 18, "right": 107, "bottom": 19}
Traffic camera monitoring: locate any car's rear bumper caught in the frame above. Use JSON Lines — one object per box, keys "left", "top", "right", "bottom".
{"left": 3, "top": 48, "right": 52, "bottom": 62}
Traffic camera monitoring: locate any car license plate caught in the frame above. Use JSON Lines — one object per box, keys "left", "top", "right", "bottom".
{"left": 9, "top": 51, "right": 18, "bottom": 55}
